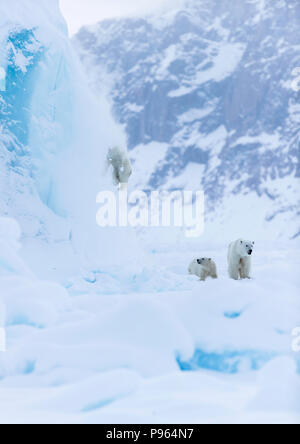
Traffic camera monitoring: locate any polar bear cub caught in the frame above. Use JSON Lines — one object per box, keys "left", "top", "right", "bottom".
{"left": 228, "top": 239, "right": 254, "bottom": 280}
{"left": 107, "top": 147, "right": 132, "bottom": 186}
{"left": 188, "top": 258, "right": 218, "bottom": 281}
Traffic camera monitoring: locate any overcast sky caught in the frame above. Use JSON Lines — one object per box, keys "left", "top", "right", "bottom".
{"left": 59, "top": 0, "right": 181, "bottom": 35}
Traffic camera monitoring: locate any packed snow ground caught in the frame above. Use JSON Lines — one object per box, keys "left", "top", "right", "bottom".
{"left": 0, "top": 218, "right": 299, "bottom": 424}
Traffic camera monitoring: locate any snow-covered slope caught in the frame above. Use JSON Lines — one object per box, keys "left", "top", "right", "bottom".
{"left": 74, "top": 0, "right": 300, "bottom": 241}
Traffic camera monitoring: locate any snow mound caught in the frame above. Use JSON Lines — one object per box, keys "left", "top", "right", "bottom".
{"left": 0, "top": 218, "right": 70, "bottom": 334}
{"left": 248, "top": 357, "right": 300, "bottom": 412}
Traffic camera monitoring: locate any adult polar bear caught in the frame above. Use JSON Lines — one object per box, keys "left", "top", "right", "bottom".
{"left": 228, "top": 239, "right": 254, "bottom": 280}
{"left": 107, "top": 147, "right": 132, "bottom": 186}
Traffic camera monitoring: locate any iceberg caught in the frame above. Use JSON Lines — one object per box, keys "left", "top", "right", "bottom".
{"left": 0, "top": 0, "right": 138, "bottom": 272}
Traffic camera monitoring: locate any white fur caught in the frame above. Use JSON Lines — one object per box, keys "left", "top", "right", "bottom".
{"left": 228, "top": 239, "right": 254, "bottom": 280}
{"left": 107, "top": 147, "right": 132, "bottom": 186}
{"left": 188, "top": 258, "right": 218, "bottom": 282}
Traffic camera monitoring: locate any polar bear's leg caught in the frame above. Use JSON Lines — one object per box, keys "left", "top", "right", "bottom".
{"left": 227, "top": 243, "right": 233, "bottom": 265}
{"left": 228, "top": 258, "right": 240, "bottom": 280}
{"left": 240, "top": 257, "right": 251, "bottom": 279}
{"left": 238, "top": 259, "right": 243, "bottom": 279}
{"left": 210, "top": 263, "right": 218, "bottom": 279}
{"left": 228, "top": 243, "right": 239, "bottom": 280}
{"left": 200, "top": 269, "right": 208, "bottom": 281}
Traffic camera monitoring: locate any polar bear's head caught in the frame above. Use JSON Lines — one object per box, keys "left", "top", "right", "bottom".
{"left": 197, "top": 258, "right": 212, "bottom": 266}
{"left": 238, "top": 240, "right": 255, "bottom": 257}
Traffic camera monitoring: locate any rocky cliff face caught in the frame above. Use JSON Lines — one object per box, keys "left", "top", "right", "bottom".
{"left": 74, "top": 0, "right": 300, "bottom": 239}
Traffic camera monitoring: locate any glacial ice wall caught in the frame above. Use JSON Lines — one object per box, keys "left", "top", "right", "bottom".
{"left": 0, "top": 0, "right": 133, "bottom": 269}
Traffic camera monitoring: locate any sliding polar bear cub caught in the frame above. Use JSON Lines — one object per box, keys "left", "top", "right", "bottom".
{"left": 107, "top": 147, "right": 132, "bottom": 186}
{"left": 189, "top": 258, "right": 218, "bottom": 281}
{"left": 228, "top": 239, "right": 254, "bottom": 280}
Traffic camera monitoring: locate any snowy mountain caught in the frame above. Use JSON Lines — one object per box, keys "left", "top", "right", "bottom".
{"left": 74, "top": 0, "right": 300, "bottom": 240}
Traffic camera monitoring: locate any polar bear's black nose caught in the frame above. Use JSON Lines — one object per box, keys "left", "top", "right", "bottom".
{"left": 248, "top": 250, "right": 252, "bottom": 255}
